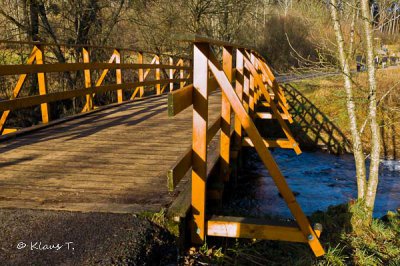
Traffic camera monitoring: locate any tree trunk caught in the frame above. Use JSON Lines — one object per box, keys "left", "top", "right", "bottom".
{"left": 360, "top": 0, "right": 381, "bottom": 212}
{"left": 329, "top": 0, "right": 367, "bottom": 199}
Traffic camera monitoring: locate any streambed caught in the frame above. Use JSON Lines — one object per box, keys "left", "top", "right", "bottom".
{"left": 227, "top": 149, "right": 400, "bottom": 218}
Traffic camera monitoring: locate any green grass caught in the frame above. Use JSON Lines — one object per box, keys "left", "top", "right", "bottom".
{"left": 186, "top": 204, "right": 400, "bottom": 265}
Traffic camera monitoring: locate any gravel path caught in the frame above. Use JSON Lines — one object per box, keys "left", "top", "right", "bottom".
{"left": 0, "top": 209, "right": 176, "bottom": 265}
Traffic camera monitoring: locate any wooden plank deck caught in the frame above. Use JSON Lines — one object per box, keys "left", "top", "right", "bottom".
{"left": 0, "top": 92, "right": 222, "bottom": 213}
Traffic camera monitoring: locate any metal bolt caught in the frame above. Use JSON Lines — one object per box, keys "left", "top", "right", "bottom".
{"left": 308, "top": 234, "right": 314, "bottom": 241}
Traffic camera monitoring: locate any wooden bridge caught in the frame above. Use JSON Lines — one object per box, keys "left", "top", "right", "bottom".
{"left": 0, "top": 36, "right": 325, "bottom": 257}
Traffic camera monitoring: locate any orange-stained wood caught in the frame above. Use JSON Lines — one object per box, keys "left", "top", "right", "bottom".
{"left": 241, "top": 52, "right": 301, "bottom": 155}
{"left": 207, "top": 216, "right": 307, "bottom": 243}
{"left": 0, "top": 46, "right": 37, "bottom": 134}
{"left": 191, "top": 43, "right": 209, "bottom": 244}
{"left": 242, "top": 137, "right": 294, "bottom": 149}
{"left": 155, "top": 55, "right": 161, "bottom": 95}
{"left": 169, "top": 57, "right": 174, "bottom": 91}
{"left": 220, "top": 46, "right": 233, "bottom": 182}
{"left": 83, "top": 47, "right": 93, "bottom": 111}
{"left": 234, "top": 49, "right": 244, "bottom": 149}
{"left": 35, "top": 46, "right": 50, "bottom": 124}
{"left": 207, "top": 49, "right": 324, "bottom": 257}
{"left": 256, "top": 112, "right": 289, "bottom": 120}
{"left": 114, "top": 49, "right": 123, "bottom": 103}
{"left": 137, "top": 52, "right": 144, "bottom": 98}
{"left": 167, "top": 116, "right": 220, "bottom": 191}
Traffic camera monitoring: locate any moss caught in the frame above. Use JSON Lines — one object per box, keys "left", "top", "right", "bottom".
{"left": 138, "top": 208, "right": 180, "bottom": 237}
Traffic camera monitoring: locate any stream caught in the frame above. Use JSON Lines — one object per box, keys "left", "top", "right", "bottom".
{"left": 226, "top": 149, "right": 400, "bottom": 218}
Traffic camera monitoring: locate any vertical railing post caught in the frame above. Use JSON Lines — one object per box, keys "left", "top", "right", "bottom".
{"left": 83, "top": 47, "right": 93, "bottom": 111}
{"left": 220, "top": 46, "right": 233, "bottom": 182}
{"left": 251, "top": 52, "right": 259, "bottom": 105}
{"left": 180, "top": 59, "right": 185, "bottom": 88}
{"left": 191, "top": 43, "right": 209, "bottom": 244}
{"left": 156, "top": 54, "right": 161, "bottom": 94}
{"left": 234, "top": 49, "right": 244, "bottom": 150}
{"left": 169, "top": 57, "right": 174, "bottom": 91}
{"left": 35, "top": 45, "right": 50, "bottom": 124}
{"left": 138, "top": 52, "right": 144, "bottom": 97}
{"left": 249, "top": 51, "right": 255, "bottom": 115}
{"left": 114, "top": 49, "right": 123, "bottom": 103}
{"left": 242, "top": 51, "right": 250, "bottom": 114}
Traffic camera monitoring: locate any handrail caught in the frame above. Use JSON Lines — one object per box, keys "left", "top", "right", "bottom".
{"left": 0, "top": 42, "right": 192, "bottom": 134}
{"left": 0, "top": 63, "right": 191, "bottom": 76}
{"left": 0, "top": 39, "right": 190, "bottom": 59}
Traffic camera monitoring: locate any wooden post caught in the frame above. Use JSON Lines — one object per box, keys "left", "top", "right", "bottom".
{"left": 114, "top": 49, "right": 123, "bottom": 103}
{"left": 249, "top": 52, "right": 255, "bottom": 115}
{"left": 220, "top": 46, "right": 233, "bottom": 182}
{"left": 0, "top": 46, "right": 37, "bottom": 134}
{"left": 234, "top": 49, "right": 244, "bottom": 149}
{"left": 169, "top": 57, "right": 174, "bottom": 91}
{"left": 138, "top": 52, "right": 144, "bottom": 97}
{"left": 180, "top": 59, "right": 185, "bottom": 88}
{"left": 156, "top": 54, "right": 161, "bottom": 94}
{"left": 191, "top": 43, "right": 209, "bottom": 244}
{"left": 207, "top": 52, "right": 325, "bottom": 256}
{"left": 83, "top": 47, "right": 93, "bottom": 111}
{"left": 35, "top": 45, "right": 49, "bottom": 124}
{"left": 243, "top": 56, "right": 250, "bottom": 114}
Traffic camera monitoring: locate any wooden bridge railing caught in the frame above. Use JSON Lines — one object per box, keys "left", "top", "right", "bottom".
{"left": 0, "top": 40, "right": 191, "bottom": 135}
{"left": 167, "top": 35, "right": 325, "bottom": 257}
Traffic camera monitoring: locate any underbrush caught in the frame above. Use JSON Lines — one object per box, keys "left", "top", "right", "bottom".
{"left": 186, "top": 203, "right": 400, "bottom": 265}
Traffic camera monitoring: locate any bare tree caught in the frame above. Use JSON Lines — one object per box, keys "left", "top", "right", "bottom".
{"left": 329, "top": 0, "right": 381, "bottom": 221}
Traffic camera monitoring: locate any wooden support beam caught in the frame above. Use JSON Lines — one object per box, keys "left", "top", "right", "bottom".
{"left": 234, "top": 49, "right": 244, "bottom": 150}
{"left": 242, "top": 137, "right": 297, "bottom": 149}
{"left": 0, "top": 46, "right": 37, "bottom": 134}
{"left": 260, "top": 101, "right": 270, "bottom": 107}
{"left": 0, "top": 61, "right": 190, "bottom": 75}
{"left": 207, "top": 216, "right": 308, "bottom": 243}
{"left": 191, "top": 43, "right": 209, "bottom": 244}
{"left": 220, "top": 46, "right": 232, "bottom": 182}
{"left": 138, "top": 52, "right": 144, "bottom": 97}
{"left": 82, "top": 52, "right": 117, "bottom": 112}
{"left": 168, "top": 85, "right": 193, "bottom": 117}
{"left": 207, "top": 50, "right": 324, "bottom": 257}
{"left": 0, "top": 78, "right": 188, "bottom": 112}
{"left": 169, "top": 57, "right": 174, "bottom": 91}
{"left": 114, "top": 49, "right": 123, "bottom": 103}
{"left": 167, "top": 117, "right": 220, "bottom": 191}
{"left": 255, "top": 112, "right": 289, "bottom": 120}
{"left": 155, "top": 54, "right": 161, "bottom": 94}
{"left": 167, "top": 77, "right": 219, "bottom": 117}
{"left": 35, "top": 46, "right": 50, "bottom": 124}
{"left": 241, "top": 52, "right": 301, "bottom": 155}
{"left": 82, "top": 47, "right": 93, "bottom": 111}
{"left": 180, "top": 59, "right": 185, "bottom": 88}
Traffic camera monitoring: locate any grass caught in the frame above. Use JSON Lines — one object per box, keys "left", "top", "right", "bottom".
{"left": 186, "top": 204, "right": 400, "bottom": 265}
{"left": 292, "top": 69, "right": 400, "bottom": 159}
{"left": 138, "top": 208, "right": 180, "bottom": 237}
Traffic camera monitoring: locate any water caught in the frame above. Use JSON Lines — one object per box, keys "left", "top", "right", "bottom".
{"left": 227, "top": 149, "right": 400, "bottom": 218}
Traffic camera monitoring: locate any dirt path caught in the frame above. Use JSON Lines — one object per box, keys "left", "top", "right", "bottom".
{"left": 0, "top": 209, "right": 176, "bottom": 265}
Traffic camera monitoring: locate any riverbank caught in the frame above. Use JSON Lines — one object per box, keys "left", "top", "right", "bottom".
{"left": 291, "top": 68, "right": 400, "bottom": 159}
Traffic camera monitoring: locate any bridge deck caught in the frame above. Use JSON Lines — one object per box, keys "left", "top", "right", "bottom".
{"left": 0, "top": 93, "right": 221, "bottom": 213}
